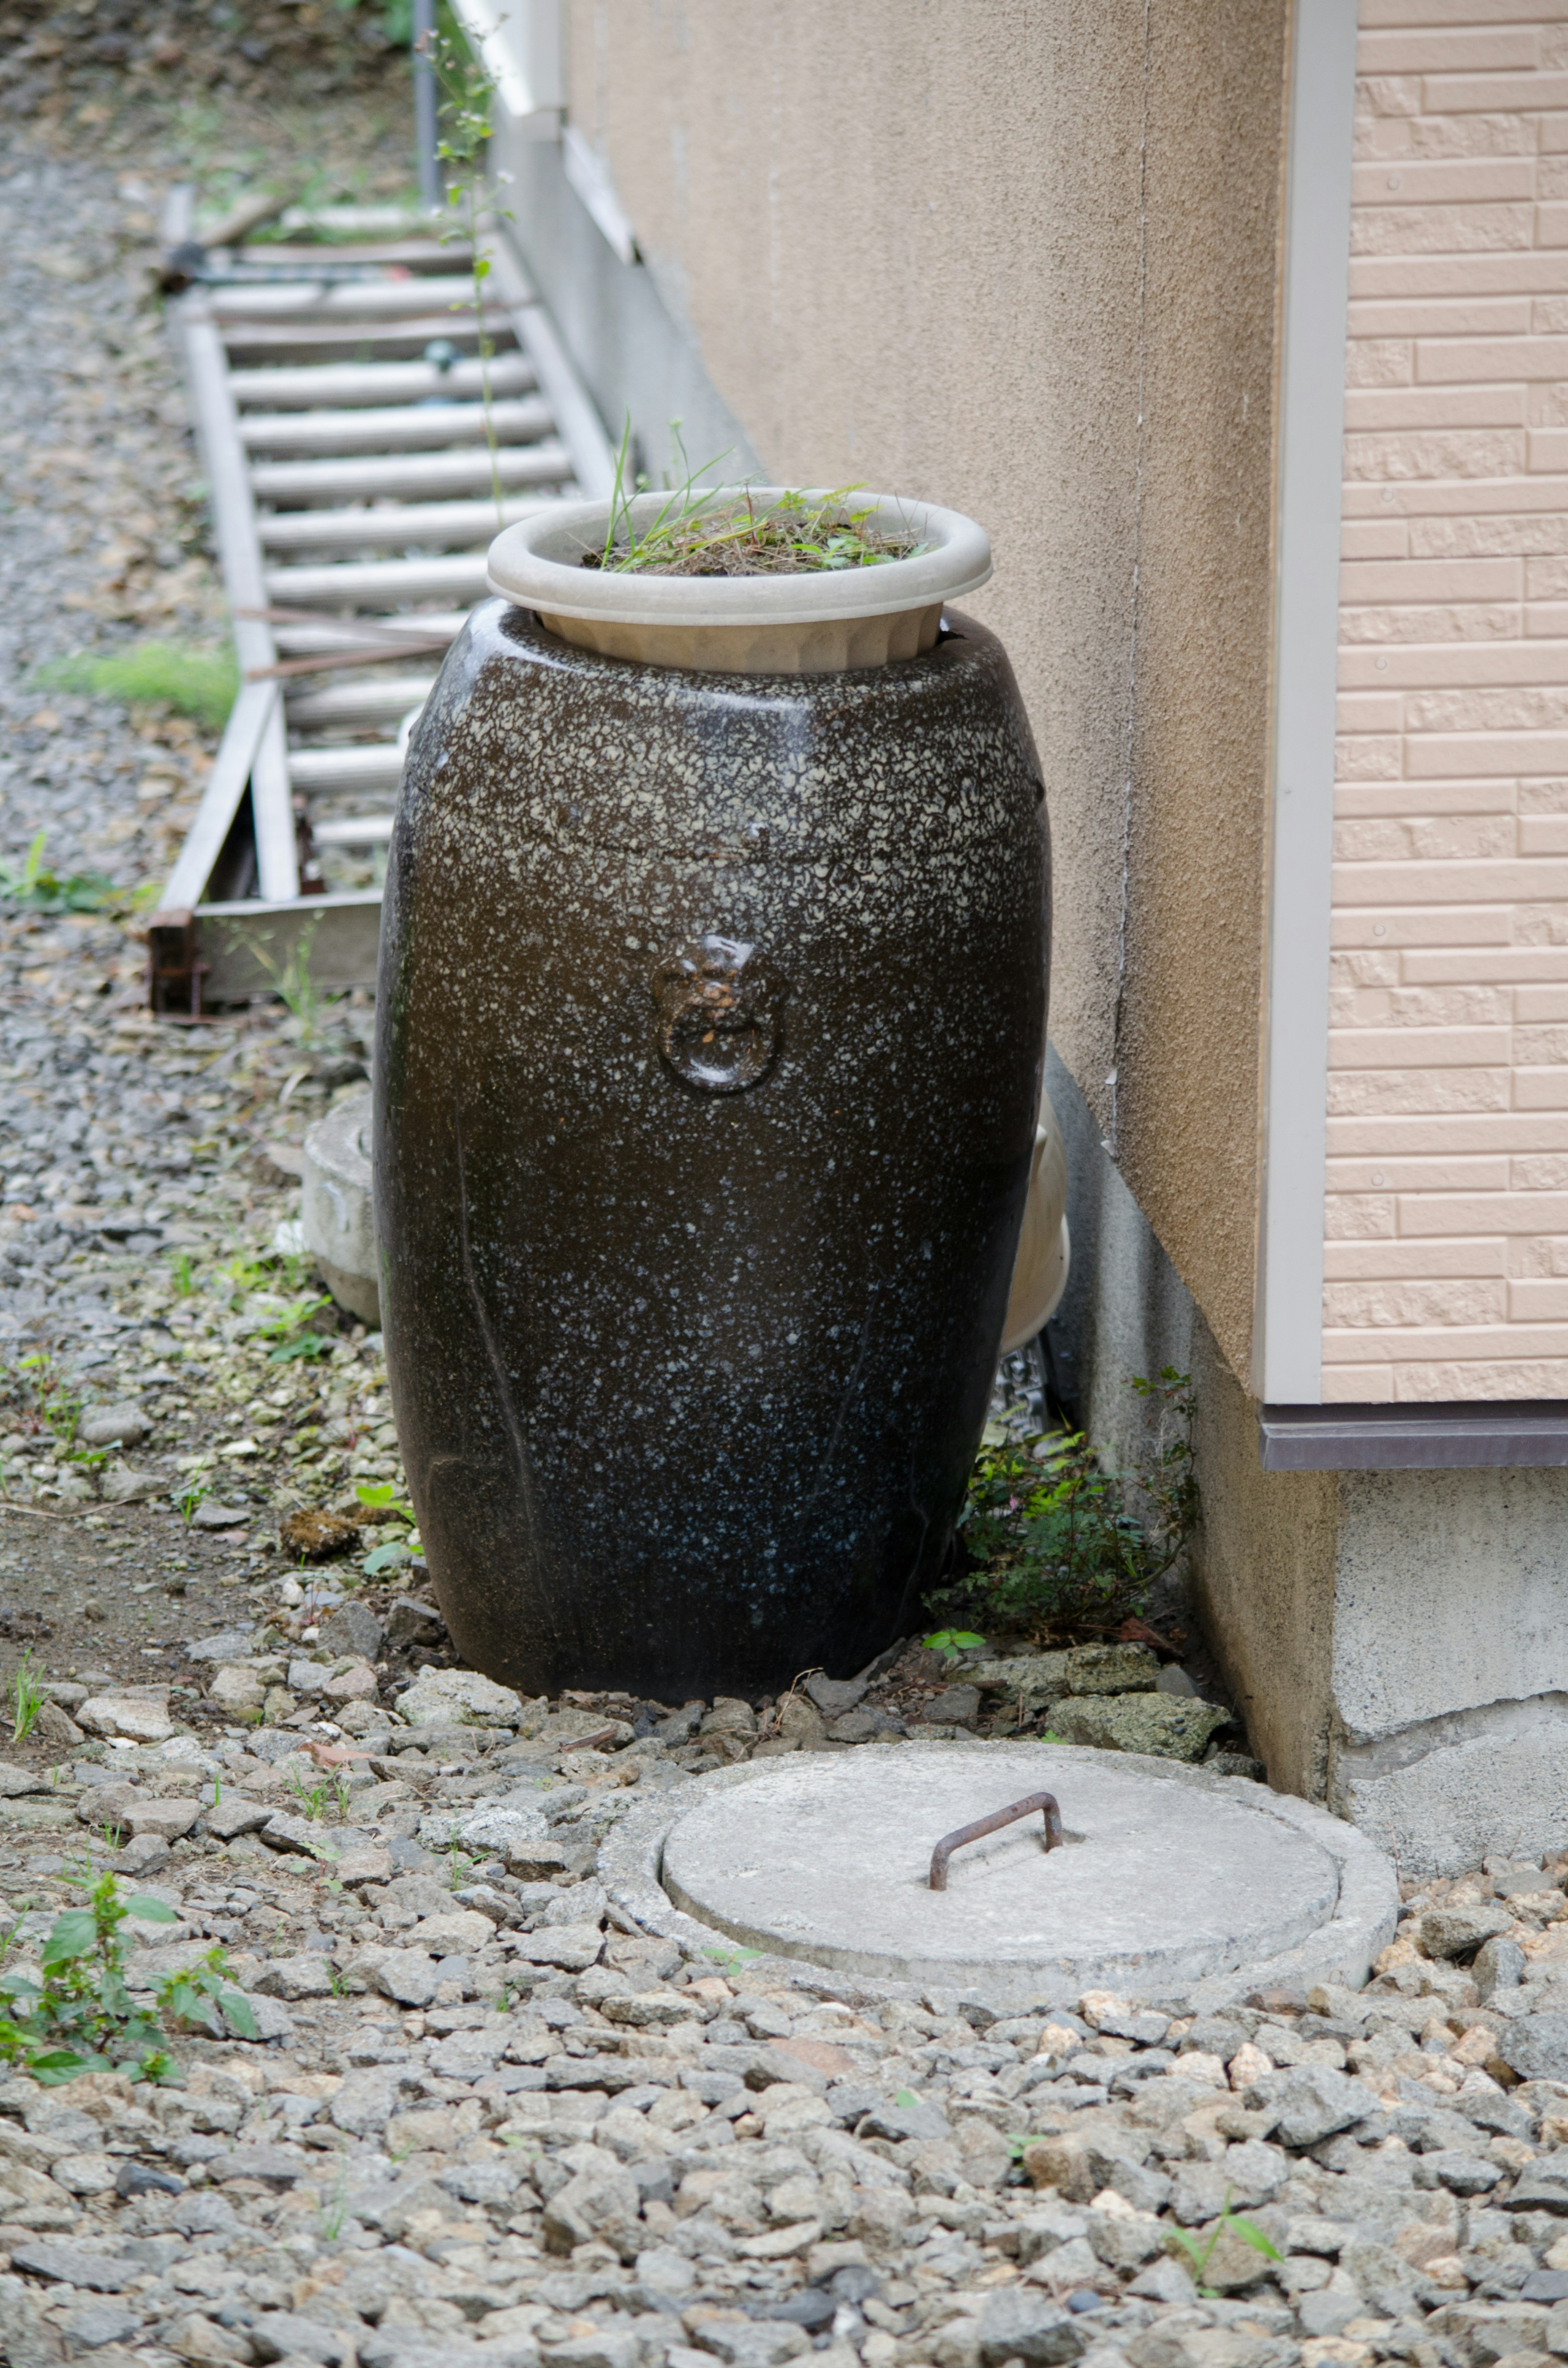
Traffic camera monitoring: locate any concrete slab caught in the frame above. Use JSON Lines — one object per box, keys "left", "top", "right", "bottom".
{"left": 600, "top": 1740, "right": 1398, "bottom": 2010}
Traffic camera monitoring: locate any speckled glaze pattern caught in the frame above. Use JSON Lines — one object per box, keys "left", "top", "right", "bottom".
{"left": 373, "top": 600, "right": 1049, "bottom": 1697}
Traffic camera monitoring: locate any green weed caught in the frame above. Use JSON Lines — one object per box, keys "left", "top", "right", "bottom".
{"left": 702, "top": 1944, "right": 762, "bottom": 1977}
{"left": 927, "top": 1369, "right": 1198, "bottom": 1643}
{"left": 0, "top": 832, "right": 116, "bottom": 916}
{"left": 286, "top": 1768, "right": 350, "bottom": 1823}
{"left": 1165, "top": 2188, "right": 1283, "bottom": 2297}
{"left": 11, "top": 1654, "right": 42, "bottom": 1746}
{"left": 594, "top": 421, "right": 920, "bottom": 579}
{"left": 923, "top": 1629, "right": 986, "bottom": 1662}
{"left": 0, "top": 1870, "right": 255, "bottom": 2083}
{"left": 174, "top": 1478, "right": 211, "bottom": 1528}
{"left": 39, "top": 642, "right": 238, "bottom": 734}
{"left": 169, "top": 1251, "right": 195, "bottom": 1297}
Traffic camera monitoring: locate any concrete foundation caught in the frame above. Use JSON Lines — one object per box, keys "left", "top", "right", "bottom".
{"left": 1049, "top": 1052, "right": 1568, "bottom": 1880}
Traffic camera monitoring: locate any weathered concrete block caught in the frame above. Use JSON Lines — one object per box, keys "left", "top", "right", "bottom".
{"left": 301, "top": 1086, "right": 378, "bottom": 1325}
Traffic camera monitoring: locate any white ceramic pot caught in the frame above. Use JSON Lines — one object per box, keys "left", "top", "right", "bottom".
{"left": 486, "top": 486, "right": 992, "bottom": 673}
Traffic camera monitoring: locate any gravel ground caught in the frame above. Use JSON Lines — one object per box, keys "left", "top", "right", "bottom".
{"left": 13, "top": 93, "right": 1568, "bottom": 2368}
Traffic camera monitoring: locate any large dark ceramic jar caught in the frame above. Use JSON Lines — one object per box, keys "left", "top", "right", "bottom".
{"left": 374, "top": 493, "right": 1049, "bottom": 1699}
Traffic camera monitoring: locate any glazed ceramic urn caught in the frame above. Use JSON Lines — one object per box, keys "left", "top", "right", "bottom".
{"left": 373, "top": 489, "right": 1051, "bottom": 1698}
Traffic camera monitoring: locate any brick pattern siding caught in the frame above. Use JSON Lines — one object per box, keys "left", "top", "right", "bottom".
{"left": 1327, "top": 1, "right": 1568, "bottom": 1402}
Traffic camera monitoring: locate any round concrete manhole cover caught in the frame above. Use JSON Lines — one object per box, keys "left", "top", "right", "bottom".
{"left": 602, "top": 1743, "right": 1399, "bottom": 2007}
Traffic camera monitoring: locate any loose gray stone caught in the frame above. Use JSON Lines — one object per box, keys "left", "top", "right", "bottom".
{"left": 60, "top": 2300, "right": 142, "bottom": 2348}
{"left": 804, "top": 1673, "right": 869, "bottom": 1718}
{"left": 1423, "top": 2152, "right": 1502, "bottom": 2196}
{"left": 78, "top": 1401, "right": 147, "bottom": 1447}
{"left": 1047, "top": 1692, "right": 1230, "bottom": 1762}
{"left": 374, "top": 1948, "right": 441, "bottom": 2007}
{"left": 319, "top": 1599, "right": 385, "bottom": 1661}
{"left": 1244, "top": 2066, "right": 1376, "bottom": 2149}
{"left": 250, "top": 2312, "right": 355, "bottom": 2365}
{"left": 1499, "top": 2011, "right": 1568, "bottom": 2085}
{"left": 1475, "top": 1935, "right": 1528, "bottom": 1998}
{"left": 542, "top": 2156, "right": 643, "bottom": 2259}
{"left": 1420, "top": 1904, "right": 1513, "bottom": 1960}
{"left": 8, "top": 2243, "right": 136, "bottom": 2291}
{"left": 978, "top": 2287, "right": 1088, "bottom": 2366}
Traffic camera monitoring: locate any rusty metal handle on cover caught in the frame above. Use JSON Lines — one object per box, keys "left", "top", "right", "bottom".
{"left": 929, "top": 1791, "right": 1063, "bottom": 1891}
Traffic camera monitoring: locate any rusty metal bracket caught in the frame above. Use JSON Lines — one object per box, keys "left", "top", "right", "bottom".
{"left": 929, "top": 1791, "right": 1063, "bottom": 1891}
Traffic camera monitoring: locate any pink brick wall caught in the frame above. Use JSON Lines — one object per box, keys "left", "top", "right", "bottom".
{"left": 1327, "top": 0, "right": 1568, "bottom": 1402}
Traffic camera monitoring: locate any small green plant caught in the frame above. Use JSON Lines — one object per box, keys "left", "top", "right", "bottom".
{"left": 319, "top": 2156, "right": 350, "bottom": 2240}
{"left": 169, "top": 1251, "right": 195, "bottom": 1297}
{"left": 0, "top": 831, "right": 117, "bottom": 916}
{"left": 702, "top": 1944, "right": 762, "bottom": 1977}
{"left": 591, "top": 419, "right": 919, "bottom": 580}
{"left": 923, "top": 1629, "right": 986, "bottom": 1662}
{"left": 248, "top": 919, "right": 343, "bottom": 1050}
{"left": 0, "top": 1872, "right": 255, "bottom": 2083}
{"left": 174, "top": 1478, "right": 211, "bottom": 1528}
{"left": 1165, "top": 2188, "right": 1283, "bottom": 2297}
{"left": 356, "top": 1480, "right": 421, "bottom": 1571}
{"left": 927, "top": 1369, "right": 1198, "bottom": 1643}
{"left": 286, "top": 1768, "right": 350, "bottom": 1823}
{"left": 11, "top": 1654, "right": 42, "bottom": 1746}
{"left": 38, "top": 641, "right": 238, "bottom": 733}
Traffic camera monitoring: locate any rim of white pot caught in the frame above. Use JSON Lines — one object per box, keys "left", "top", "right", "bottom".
{"left": 486, "top": 487, "right": 992, "bottom": 628}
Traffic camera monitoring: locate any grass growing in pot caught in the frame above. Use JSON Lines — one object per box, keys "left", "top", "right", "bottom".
{"left": 589, "top": 430, "right": 928, "bottom": 578}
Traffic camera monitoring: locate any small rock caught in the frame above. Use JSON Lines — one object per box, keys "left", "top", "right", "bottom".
{"left": 1062, "top": 1642, "right": 1160, "bottom": 1695}
{"left": 30, "top": 1701, "right": 82, "bottom": 1750}
{"left": 100, "top": 1466, "right": 161, "bottom": 1504}
{"left": 398, "top": 1666, "right": 522, "bottom": 1727}
{"left": 186, "top": 1628, "right": 256, "bottom": 1664}
{"left": 922, "top": 1684, "right": 982, "bottom": 1726}
{"left": 0, "top": 1762, "right": 49, "bottom": 1797}
{"left": 776, "top": 1694, "right": 826, "bottom": 1745}
{"left": 1499, "top": 2011, "right": 1568, "bottom": 2085}
{"left": 451, "top": 1802, "right": 549, "bottom": 1858}
{"left": 252, "top": 1953, "right": 336, "bottom": 2001}
{"left": 1421, "top": 1904, "right": 1513, "bottom": 1961}
{"left": 510, "top": 1921, "right": 604, "bottom": 1972}
{"left": 319, "top": 1599, "right": 384, "bottom": 1659}
{"left": 78, "top": 1402, "right": 148, "bottom": 1448}
{"left": 385, "top": 1595, "right": 445, "bottom": 1648}
{"left": 977, "top": 2285, "right": 1087, "bottom": 2366}
{"left": 76, "top": 1693, "right": 174, "bottom": 1744}
{"left": 60, "top": 2300, "right": 141, "bottom": 2349}
{"left": 700, "top": 1697, "right": 757, "bottom": 1737}
{"left": 202, "top": 1796, "right": 274, "bottom": 1841}
{"left": 209, "top": 1666, "right": 266, "bottom": 1719}
{"left": 1475, "top": 1935, "right": 1528, "bottom": 1998}
{"left": 374, "top": 1949, "right": 441, "bottom": 2007}
{"left": 323, "top": 1660, "right": 377, "bottom": 1700}
{"left": 190, "top": 1502, "right": 249, "bottom": 1531}
{"left": 826, "top": 1705, "right": 904, "bottom": 1743}
{"left": 9, "top": 2241, "right": 137, "bottom": 2291}
{"left": 126, "top": 1797, "right": 200, "bottom": 1842}
{"left": 804, "top": 1672, "right": 869, "bottom": 1718}
{"left": 1047, "top": 1692, "right": 1229, "bottom": 1762}
{"left": 51, "top": 2152, "right": 118, "bottom": 2196}
{"left": 119, "top": 1833, "right": 171, "bottom": 1873}
{"left": 542, "top": 2156, "right": 644, "bottom": 2259}
{"left": 1243, "top": 2065, "right": 1375, "bottom": 2149}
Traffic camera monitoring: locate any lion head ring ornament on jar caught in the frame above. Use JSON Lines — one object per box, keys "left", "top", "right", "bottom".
{"left": 651, "top": 934, "right": 787, "bottom": 1094}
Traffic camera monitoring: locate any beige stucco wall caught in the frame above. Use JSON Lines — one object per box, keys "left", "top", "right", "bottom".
{"left": 1328, "top": 6, "right": 1568, "bottom": 1401}
{"left": 564, "top": 0, "right": 1290, "bottom": 1387}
